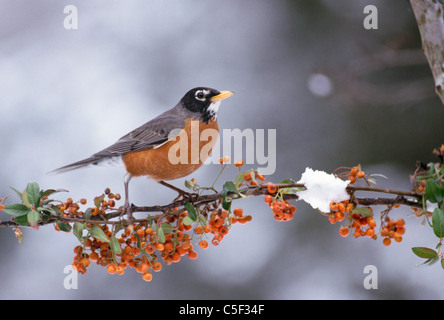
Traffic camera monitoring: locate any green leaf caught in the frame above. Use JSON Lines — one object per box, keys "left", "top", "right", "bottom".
{"left": 234, "top": 171, "right": 248, "bottom": 188}
{"left": 109, "top": 236, "right": 122, "bottom": 255}
{"left": 90, "top": 225, "right": 109, "bottom": 242}
{"left": 280, "top": 178, "right": 294, "bottom": 184}
{"left": 223, "top": 181, "right": 239, "bottom": 194}
{"left": 425, "top": 180, "right": 442, "bottom": 203}
{"left": 4, "top": 204, "right": 31, "bottom": 217}
{"left": 27, "top": 210, "right": 41, "bottom": 228}
{"left": 57, "top": 221, "right": 72, "bottom": 232}
{"left": 26, "top": 182, "right": 41, "bottom": 209}
{"left": 83, "top": 208, "right": 92, "bottom": 220}
{"left": 13, "top": 215, "right": 29, "bottom": 226}
{"left": 184, "top": 180, "right": 195, "bottom": 190}
{"left": 432, "top": 208, "right": 444, "bottom": 238}
{"left": 73, "top": 222, "right": 85, "bottom": 241}
{"left": 160, "top": 222, "right": 173, "bottom": 234}
{"left": 94, "top": 194, "right": 105, "bottom": 208}
{"left": 41, "top": 188, "right": 69, "bottom": 198}
{"left": 157, "top": 226, "right": 165, "bottom": 244}
{"left": 21, "top": 190, "right": 31, "bottom": 208}
{"left": 351, "top": 207, "right": 374, "bottom": 218}
{"left": 222, "top": 199, "right": 231, "bottom": 211}
{"left": 441, "top": 259, "right": 444, "bottom": 270}
{"left": 184, "top": 202, "right": 197, "bottom": 221}
{"left": 412, "top": 247, "right": 438, "bottom": 259}
{"left": 182, "top": 216, "right": 195, "bottom": 226}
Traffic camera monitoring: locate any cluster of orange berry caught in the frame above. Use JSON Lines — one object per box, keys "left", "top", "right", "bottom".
{"left": 348, "top": 166, "right": 366, "bottom": 184}
{"left": 380, "top": 217, "right": 406, "bottom": 246}
{"left": 415, "top": 179, "right": 427, "bottom": 194}
{"left": 264, "top": 183, "right": 297, "bottom": 221}
{"left": 328, "top": 200, "right": 376, "bottom": 238}
{"left": 328, "top": 200, "right": 406, "bottom": 246}
{"left": 196, "top": 207, "right": 252, "bottom": 247}
{"left": 338, "top": 212, "right": 378, "bottom": 239}
{"left": 58, "top": 188, "right": 252, "bottom": 282}
{"left": 55, "top": 188, "right": 121, "bottom": 221}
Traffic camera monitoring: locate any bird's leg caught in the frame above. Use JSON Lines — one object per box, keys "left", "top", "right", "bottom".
{"left": 158, "top": 180, "right": 198, "bottom": 202}
{"left": 122, "top": 173, "right": 133, "bottom": 218}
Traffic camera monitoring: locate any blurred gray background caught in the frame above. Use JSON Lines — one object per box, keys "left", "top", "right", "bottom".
{"left": 1, "top": 0, "right": 444, "bottom": 299}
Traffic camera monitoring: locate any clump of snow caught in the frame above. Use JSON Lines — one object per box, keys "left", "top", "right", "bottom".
{"left": 297, "top": 168, "right": 350, "bottom": 213}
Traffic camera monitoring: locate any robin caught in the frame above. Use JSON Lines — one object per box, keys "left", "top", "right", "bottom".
{"left": 50, "top": 87, "right": 234, "bottom": 212}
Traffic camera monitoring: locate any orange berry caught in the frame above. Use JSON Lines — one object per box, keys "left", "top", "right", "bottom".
{"left": 91, "top": 207, "right": 99, "bottom": 216}
{"left": 395, "top": 218, "right": 405, "bottom": 227}
{"left": 169, "top": 252, "right": 181, "bottom": 263}
{"left": 338, "top": 202, "right": 345, "bottom": 213}
{"left": 188, "top": 250, "right": 198, "bottom": 260}
{"left": 234, "top": 160, "right": 244, "bottom": 168}
{"left": 257, "top": 174, "right": 266, "bottom": 181}
{"left": 155, "top": 243, "right": 165, "bottom": 251}
{"left": 233, "top": 208, "right": 243, "bottom": 217}
{"left": 164, "top": 241, "right": 174, "bottom": 253}
{"left": 335, "top": 211, "right": 345, "bottom": 222}
{"left": 357, "top": 171, "right": 365, "bottom": 179}
{"left": 367, "top": 217, "right": 377, "bottom": 228}
{"left": 350, "top": 167, "right": 358, "bottom": 177}
{"left": 219, "top": 226, "right": 229, "bottom": 236}
{"left": 328, "top": 214, "right": 337, "bottom": 224}
{"left": 80, "top": 198, "right": 87, "bottom": 205}
{"left": 383, "top": 237, "right": 391, "bottom": 246}
{"left": 106, "top": 264, "right": 117, "bottom": 274}
{"left": 267, "top": 183, "right": 277, "bottom": 194}
{"left": 330, "top": 201, "right": 339, "bottom": 211}
{"left": 195, "top": 225, "right": 203, "bottom": 235}
{"left": 264, "top": 195, "right": 273, "bottom": 205}
{"left": 244, "top": 173, "right": 252, "bottom": 181}
{"left": 136, "top": 228, "right": 145, "bottom": 237}
{"left": 89, "top": 251, "right": 99, "bottom": 261}
{"left": 199, "top": 240, "right": 209, "bottom": 249}
{"left": 142, "top": 272, "right": 153, "bottom": 282}
{"left": 282, "top": 213, "right": 293, "bottom": 221}
{"left": 394, "top": 233, "right": 403, "bottom": 242}
{"left": 212, "top": 236, "right": 222, "bottom": 246}
{"left": 151, "top": 261, "right": 163, "bottom": 272}
{"left": 289, "top": 205, "right": 297, "bottom": 214}
{"left": 80, "top": 257, "right": 91, "bottom": 268}
{"left": 348, "top": 176, "right": 357, "bottom": 184}
{"left": 345, "top": 203, "right": 354, "bottom": 213}
{"left": 339, "top": 226, "right": 349, "bottom": 237}
{"left": 274, "top": 212, "right": 284, "bottom": 221}
{"left": 365, "top": 228, "right": 375, "bottom": 238}
{"left": 73, "top": 245, "right": 83, "bottom": 254}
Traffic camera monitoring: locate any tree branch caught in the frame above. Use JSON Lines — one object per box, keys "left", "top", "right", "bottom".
{"left": 0, "top": 182, "right": 423, "bottom": 228}
{"left": 410, "top": 0, "right": 444, "bottom": 105}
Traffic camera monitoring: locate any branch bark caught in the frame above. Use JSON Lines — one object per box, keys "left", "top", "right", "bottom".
{"left": 0, "top": 182, "right": 423, "bottom": 228}
{"left": 410, "top": 0, "right": 444, "bottom": 105}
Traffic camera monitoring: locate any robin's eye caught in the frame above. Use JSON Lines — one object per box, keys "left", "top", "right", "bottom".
{"left": 195, "top": 90, "right": 206, "bottom": 101}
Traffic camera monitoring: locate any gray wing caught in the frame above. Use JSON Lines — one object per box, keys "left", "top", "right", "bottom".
{"left": 50, "top": 105, "right": 189, "bottom": 174}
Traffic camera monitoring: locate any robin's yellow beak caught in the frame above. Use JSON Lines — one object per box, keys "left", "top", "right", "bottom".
{"left": 210, "top": 91, "right": 234, "bottom": 102}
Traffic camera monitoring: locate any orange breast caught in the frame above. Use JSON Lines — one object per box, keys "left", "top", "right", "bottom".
{"left": 123, "top": 118, "right": 219, "bottom": 181}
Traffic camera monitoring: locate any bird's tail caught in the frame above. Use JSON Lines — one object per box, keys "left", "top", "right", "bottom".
{"left": 47, "top": 157, "right": 101, "bottom": 175}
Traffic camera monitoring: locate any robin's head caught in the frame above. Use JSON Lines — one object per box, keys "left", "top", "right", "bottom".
{"left": 181, "top": 87, "right": 234, "bottom": 123}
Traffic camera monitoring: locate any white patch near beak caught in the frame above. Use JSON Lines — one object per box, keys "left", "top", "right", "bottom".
{"left": 207, "top": 100, "right": 221, "bottom": 117}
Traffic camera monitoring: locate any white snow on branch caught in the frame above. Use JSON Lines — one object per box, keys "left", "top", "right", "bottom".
{"left": 297, "top": 168, "right": 350, "bottom": 213}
